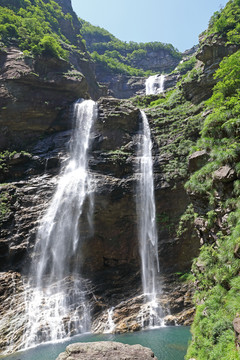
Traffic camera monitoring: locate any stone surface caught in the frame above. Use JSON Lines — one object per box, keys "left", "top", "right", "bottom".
{"left": 233, "top": 317, "right": 240, "bottom": 335}
{"left": 91, "top": 274, "right": 195, "bottom": 334}
{"left": 189, "top": 150, "right": 209, "bottom": 173}
{"left": 182, "top": 34, "right": 240, "bottom": 103}
{"left": 233, "top": 316, "right": 240, "bottom": 349}
{"left": 213, "top": 165, "right": 237, "bottom": 183}
{"left": 56, "top": 341, "right": 157, "bottom": 360}
{"left": 98, "top": 74, "right": 146, "bottom": 99}
{"left": 0, "top": 47, "right": 89, "bottom": 150}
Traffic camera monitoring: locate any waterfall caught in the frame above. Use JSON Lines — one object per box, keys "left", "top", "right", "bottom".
{"left": 146, "top": 74, "right": 165, "bottom": 95}
{"left": 136, "top": 110, "right": 164, "bottom": 327}
{"left": 22, "top": 99, "right": 98, "bottom": 349}
{"left": 137, "top": 110, "right": 159, "bottom": 296}
{"left": 103, "top": 308, "right": 116, "bottom": 334}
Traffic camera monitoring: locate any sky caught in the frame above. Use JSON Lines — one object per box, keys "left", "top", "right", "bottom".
{"left": 71, "top": 0, "right": 229, "bottom": 52}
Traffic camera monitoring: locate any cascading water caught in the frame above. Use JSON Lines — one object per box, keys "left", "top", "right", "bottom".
{"left": 145, "top": 74, "right": 165, "bottom": 95}
{"left": 22, "top": 99, "right": 98, "bottom": 349}
{"left": 103, "top": 308, "right": 116, "bottom": 334}
{"left": 136, "top": 110, "right": 164, "bottom": 327}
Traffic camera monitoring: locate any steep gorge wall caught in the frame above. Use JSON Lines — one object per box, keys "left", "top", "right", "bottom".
{"left": 2, "top": 0, "right": 240, "bottom": 356}
{"left": 0, "top": 95, "right": 198, "bottom": 352}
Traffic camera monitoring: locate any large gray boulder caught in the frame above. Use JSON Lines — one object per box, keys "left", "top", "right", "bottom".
{"left": 56, "top": 341, "right": 157, "bottom": 360}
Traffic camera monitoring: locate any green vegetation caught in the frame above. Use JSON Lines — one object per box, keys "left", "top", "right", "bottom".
{"left": 79, "top": 19, "right": 117, "bottom": 45}
{"left": 143, "top": 89, "right": 203, "bottom": 182}
{"left": 0, "top": 185, "right": 15, "bottom": 224}
{"left": 0, "top": 151, "right": 17, "bottom": 171}
{"left": 91, "top": 51, "right": 151, "bottom": 76}
{"left": 79, "top": 18, "right": 181, "bottom": 77}
{"left": 0, "top": 0, "right": 74, "bottom": 58}
{"left": 0, "top": 150, "right": 30, "bottom": 172}
{"left": 206, "top": 0, "right": 240, "bottom": 43}
{"left": 175, "top": 271, "right": 195, "bottom": 283}
{"left": 171, "top": 56, "right": 197, "bottom": 75}
{"left": 177, "top": 204, "right": 197, "bottom": 237}
{"left": 80, "top": 19, "right": 181, "bottom": 57}
{"left": 0, "top": 190, "right": 11, "bottom": 222}
{"left": 184, "top": 7, "right": 240, "bottom": 357}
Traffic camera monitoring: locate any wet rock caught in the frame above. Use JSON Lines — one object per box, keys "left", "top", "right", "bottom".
{"left": 0, "top": 175, "right": 57, "bottom": 271}
{"left": 98, "top": 74, "right": 146, "bottom": 99}
{"left": 175, "top": 308, "right": 195, "bottom": 326}
{"left": 164, "top": 315, "right": 176, "bottom": 325}
{"left": 56, "top": 341, "right": 158, "bottom": 360}
{"left": 8, "top": 153, "right": 32, "bottom": 165}
{"left": 0, "top": 271, "right": 27, "bottom": 353}
{"left": 91, "top": 275, "right": 195, "bottom": 334}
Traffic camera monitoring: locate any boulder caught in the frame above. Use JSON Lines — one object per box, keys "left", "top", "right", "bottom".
{"left": 188, "top": 150, "right": 209, "bottom": 172}
{"left": 56, "top": 341, "right": 157, "bottom": 360}
{"left": 213, "top": 165, "right": 237, "bottom": 183}
{"left": 233, "top": 316, "right": 240, "bottom": 335}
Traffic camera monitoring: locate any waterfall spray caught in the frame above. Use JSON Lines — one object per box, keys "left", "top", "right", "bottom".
{"left": 146, "top": 74, "right": 165, "bottom": 95}
{"left": 22, "top": 99, "right": 98, "bottom": 349}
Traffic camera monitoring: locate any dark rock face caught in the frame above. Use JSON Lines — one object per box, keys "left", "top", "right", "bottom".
{"left": 97, "top": 74, "right": 146, "bottom": 99}
{"left": 0, "top": 96, "right": 199, "bottom": 281}
{"left": 164, "top": 73, "right": 179, "bottom": 90}
{"left": 56, "top": 341, "right": 158, "bottom": 360}
{"left": 0, "top": 47, "right": 88, "bottom": 150}
{"left": 155, "top": 183, "right": 199, "bottom": 273}
{"left": 0, "top": 97, "right": 199, "bottom": 353}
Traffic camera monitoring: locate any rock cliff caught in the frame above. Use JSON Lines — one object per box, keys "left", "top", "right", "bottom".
{"left": 0, "top": 95, "right": 197, "bottom": 353}
{"left": 2, "top": 0, "right": 240, "bottom": 357}
{"left": 181, "top": 33, "right": 240, "bottom": 103}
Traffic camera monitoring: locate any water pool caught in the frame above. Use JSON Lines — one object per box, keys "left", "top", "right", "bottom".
{"left": 0, "top": 326, "right": 191, "bottom": 360}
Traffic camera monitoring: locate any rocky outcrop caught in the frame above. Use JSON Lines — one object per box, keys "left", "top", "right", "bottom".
{"left": 233, "top": 316, "right": 240, "bottom": 349}
{"left": 132, "top": 49, "right": 180, "bottom": 73}
{"left": 213, "top": 165, "right": 237, "bottom": 183}
{"left": 182, "top": 34, "right": 240, "bottom": 103}
{"left": 0, "top": 47, "right": 88, "bottom": 150}
{"left": 98, "top": 74, "right": 146, "bottom": 99}
{"left": 92, "top": 274, "right": 195, "bottom": 334}
{"left": 56, "top": 341, "right": 158, "bottom": 360}
{"left": 189, "top": 150, "right": 209, "bottom": 173}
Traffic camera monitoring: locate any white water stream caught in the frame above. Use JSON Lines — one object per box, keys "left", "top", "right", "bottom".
{"left": 136, "top": 110, "right": 164, "bottom": 327}
{"left": 146, "top": 74, "right": 165, "bottom": 95}
{"left": 22, "top": 99, "right": 98, "bottom": 349}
